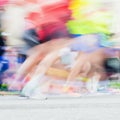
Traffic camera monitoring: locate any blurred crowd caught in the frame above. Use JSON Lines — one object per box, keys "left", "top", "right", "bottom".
{"left": 0, "top": 0, "right": 120, "bottom": 97}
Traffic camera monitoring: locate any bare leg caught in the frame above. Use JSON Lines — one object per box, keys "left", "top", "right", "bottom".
{"left": 21, "top": 51, "right": 60, "bottom": 96}
{"left": 66, "top": 53, "right": 91, "bottom": 84}
{"left": 16, "top": 38, "right": 74, "bottom": 80}
{"left": 9, "top": 38, "right": 79, "bottom": 91}
{"left": 31, "top": 51, "right": 60, "bottom": 77}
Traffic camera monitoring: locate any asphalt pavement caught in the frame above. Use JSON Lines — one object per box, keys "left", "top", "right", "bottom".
{"left": 0, "top": 94, "right": 120, "bottom": 120}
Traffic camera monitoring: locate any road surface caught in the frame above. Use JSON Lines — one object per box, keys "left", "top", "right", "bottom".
{"left": 0, "top": 95, "right": 120, "bottom": 120}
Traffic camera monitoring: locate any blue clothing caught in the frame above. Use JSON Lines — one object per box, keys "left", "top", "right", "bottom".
{"left": 69, "top": 34, "right": 115, "bottom": 53}
{"left": 0, "top": 56, "right": 9, "bottom": 86}
{"left": 69, "top": 34, "right": 102, "bottom": 52}
{"left": 0, "top": 56, "right": 9, "bottom": 73}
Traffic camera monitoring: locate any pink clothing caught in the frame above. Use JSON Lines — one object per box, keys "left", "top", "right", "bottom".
{"left": 0, "top": 0, "right": 9, "bottom": 7}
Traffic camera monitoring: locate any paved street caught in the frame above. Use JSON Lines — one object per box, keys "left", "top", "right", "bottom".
{"left": 0, "top": 95, "right": 120, "bottom": 120}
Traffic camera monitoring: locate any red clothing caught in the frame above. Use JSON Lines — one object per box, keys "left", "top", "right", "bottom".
{"left": 37, "top": 29, "right": 45, "bottom": 42}
{"left": 37, "top": 22, "right": 69, "bottom": 43}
